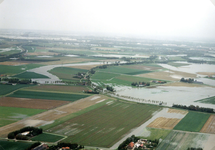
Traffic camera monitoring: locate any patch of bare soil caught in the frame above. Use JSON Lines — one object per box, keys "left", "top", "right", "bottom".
{"left": 0, "top": 95, "right": 110, "bottom": 138}
{"left": 0, "top": 61, "right": 28, "bottom": 66}
{"left": 197, "top": 72, "right": 215, "bottom": 76}
{"left": 137, "top": 70, "right": 196, "bottom": 81}
{"left": 200, "top": 115, "right": 215, "bottom": 134}
{"left": 0, "top": 97, "right": 69, "bottom": 110}
{"left": 68, "top": 64, "right": 102, "bottom": 70}
{"left": 203, "top": 134, "right": 215, "bottom": 150}
{"left": 164, "top": 82, "right": 204, "bottom": 87}
{"left": 167, "top": 109, "right": 188, "bottom": 115}
{"left": 147, "top": 117, "right": 181, "bottom": 129}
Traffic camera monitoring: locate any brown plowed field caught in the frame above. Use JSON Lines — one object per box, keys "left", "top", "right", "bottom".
{"left": 147, "top": 117, "right": 181, "bottom": 129}
{"left": 0, "top": 61, "right": 28, "bottom": 65}
{"left": 25, "top": 85, "right": 89, "bottom": 93}
{"left": 0, "top": 97, "right": 69, "bottom": 110}
{"left": 167, "top": 109, "right": 188, "bottom": 115}
{"left": 200, "top": 115, "right": 215, "bottom": 134}
{"left": 0, "top": 95, "right": 109, "bottom": 138}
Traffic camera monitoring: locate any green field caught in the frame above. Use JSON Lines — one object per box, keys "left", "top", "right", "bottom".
{"left": 0, "top": 84, "right": 35, "bottom": 96}
{"left": 174, "top": 111, "right": 210, "bottom": 132}
{"left": 157, "top": 131, "right": 208, "bottom": 150}
{"left": 0, "top": 64, "right": 43, "bottom": 75}
{"left": 141, "top": 128, "right": 171, "bottom": 141}
{"left": 91, "top": 71, "right": 120, "bottom": 80}
{"left": 8, "top": 90, "right": 90, "bottom": 101}
{"left": 0, "top": 140, "right": 34, "bottom": 150}
{"left": 168, "top": 62, "right": 189, "bottom": 67}
{"left": 47, "top": 101, "right": 161, "bottom": 147}
{"left": 98, "top": 66, "right": 152, "bottom": 75}
{"left": 31, "top": 133, "right": 65, "bottom": 142}
{"left": 0, "top": 106, "right": 45, "bottom": 127}
{"left": 13, "top": 71, "right": 49, "bottom": 79}
{"left": 49, "top": 67, "right": 88, "bottom": 80}
{"left": 195, "top": 96, "right": 215, "bottom": 104}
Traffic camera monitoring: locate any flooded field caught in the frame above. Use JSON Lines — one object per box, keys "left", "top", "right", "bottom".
{"left": 116, "top": 86, "right": 215, "bottom": 108}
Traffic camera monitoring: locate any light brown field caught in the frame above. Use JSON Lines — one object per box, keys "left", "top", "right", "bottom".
{"left": 25, "top": 85, "right": 89, "bottom": 93}
{"left": 147, "top": 117, "right": 181, "bottom": 129}
{"left": 0, "top": 97, "right": 69, "bottom": 110}
{"left": 137, "top": 70, "right": 196, "bottom": 81}
{"left": 0, "top": 95, "right": 110, "bottom": 138}
{"left": 197, "top": 72, "right": 215, "bottom": 76}
{"left": 163, "top": 82, "right": 205, "bottom": 87}
{"left": 0, "top": 61, "right": 28, "bottom": 66}
{"left": 200, "top": 115, "right": 215, "bottom": 134}
{"left": 167, "top": 109, "right": 188, "bottom": 115}
{"left": 68, "top": 64, "right": 102, "bottom": 70}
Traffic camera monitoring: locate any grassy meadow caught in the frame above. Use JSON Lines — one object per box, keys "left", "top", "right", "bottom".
{"left": 0, "top": 84, "right": 35, "bottom": 96}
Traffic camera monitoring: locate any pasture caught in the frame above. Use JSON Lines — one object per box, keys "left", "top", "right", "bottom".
{"left": 195, "top": 96, "right": 215, "bottom": 104}
{"left": 0, "top": 64, "right": 43, "bottom": 75}
{"left": 157, "top": 131, "right": 208, "bottom": 150}
{"left": 0, "top": 140, "right": 34, "bottom": 150}
{"left": 7, "top": 90, "right": 90, "bottom": 101}
{"left": 25, "top": 85, "right": 89, "bottom": 93}
{"left": 49, "top": 67, "right": 88, "bottom": 80}
{"left": 141, "top": 128, "right": 171, "bottom": 141}
{"left": 0, "top": 106, "right": 45, "bottom": 127}
{"left": 0, "top": 84, "right": 35, "bottom": 96}
{"left": 48, "top": 101, "right": 161, "bottom": 147}
{"left": 174, "top": 111, "right": 210, "bottom": 132}
{"left": 0, "top": 97, "right": 69, "bottom": 110}
{"left": 13, "top": 71, "right": 49, "bottom": 79}
{"left": 31, "top": 133, "right": 65, "bottom": 142}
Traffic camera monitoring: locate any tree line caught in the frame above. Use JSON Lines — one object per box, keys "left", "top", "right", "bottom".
{"left": 0, "top": 77, "right": 37, "bottom": 84}
{"left": 172, "top": 104, "right": 214, "bottom": 113}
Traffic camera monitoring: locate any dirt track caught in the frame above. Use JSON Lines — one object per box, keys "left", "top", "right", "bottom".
{"left": 0, "top": 95, "right": 110, "bottom": 138}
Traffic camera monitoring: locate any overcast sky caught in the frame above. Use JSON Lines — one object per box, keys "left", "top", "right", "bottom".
{"left": 0, "top": 0, "right": 215, "bottom": 39}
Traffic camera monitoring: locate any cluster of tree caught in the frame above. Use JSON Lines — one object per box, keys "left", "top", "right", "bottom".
{"left": 73, "top": 72, "right": 86, "bottom": 79}
{"left": 131, "top": 82, "right": 150, "bottom": 87}
{"left": 25, "top": 142, "right": 41, "bottom": 150}
{"left": 106, "top": 85, "right": 114, "bottom": 92}
{"left": 48, "top": 142, "right": 84, "bottom": 150}
{"left": 172, "top": 104, "right": 214, "bottom": 113}
{"left": 8, "top": 126, "right": 43, "bottom": 140}
{"left": 118, "top": 135, "right": 159, "bottom": 150}
{"left": 89, "top": 69, "right": 95, "bottom": 74}
{"left": 187, "top": 148, "right": 203, "bottom": 150}
{"left": 1, "top": 77, "right": 37, "bottom": 84}
{"left": 98, "top": 65, "right": 108, "bottom": 69}
{"left": 118, "top": 135, "right": 140, "bottom": 150}
{"left": 180, "top": 78, "right": 194, "bottom": 83}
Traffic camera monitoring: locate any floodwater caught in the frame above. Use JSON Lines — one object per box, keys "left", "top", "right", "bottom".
{"left": 116, "top": 86, "right": 215, "bottom": 109}
{"left": 159, "top": 63, "right": 215, "bottom": 86}
{"left": 29, "top": 62, "right": 103, "bottom": 84}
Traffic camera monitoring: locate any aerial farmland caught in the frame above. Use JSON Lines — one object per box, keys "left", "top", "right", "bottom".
{"left": 0, "top": 29, "right": 215, "bottom": 150}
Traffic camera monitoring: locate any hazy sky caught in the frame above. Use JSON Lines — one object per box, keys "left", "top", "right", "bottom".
{"left": 0, "top": 0, "right": 215, "bottom": 39}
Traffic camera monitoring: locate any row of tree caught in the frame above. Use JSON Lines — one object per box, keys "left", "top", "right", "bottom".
{"left": 131, "top": 82, "right": 150, "bottom": 86}
{"left": 172, "top": 104, "right": 214, "bottom": 113}
{"left": 180, "top": 78, "right": 194, "bottom": 83}
{"left": 8, "top": 126, "right": 43, "bottom": 140}
{"left": 1, "top": 77, "right": 37, "bottom": 84}
{"left": 106, "top": 85, "right": 114, "bottom": 92}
